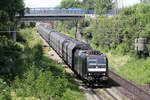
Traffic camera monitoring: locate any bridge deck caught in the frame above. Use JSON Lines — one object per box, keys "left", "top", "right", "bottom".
{"left": 16, "top": 8, "right": 87, "bottom": 21}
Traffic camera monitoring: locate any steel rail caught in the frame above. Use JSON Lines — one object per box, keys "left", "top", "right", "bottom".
{"left": 91, "top": 89, "right": 104, "bottom": 100}
{"left": 103, "top": 89, "right": 118, "bottom": 100}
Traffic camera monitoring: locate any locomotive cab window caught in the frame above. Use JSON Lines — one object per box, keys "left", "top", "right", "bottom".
{"left": 88, "top": 57, "right": 106, "bottom": 66}
{"left": 97, "top": 58, "right": 106, "bottom": 65}
{"left": 88, "top": 58, "right": 97, "bottom": 66}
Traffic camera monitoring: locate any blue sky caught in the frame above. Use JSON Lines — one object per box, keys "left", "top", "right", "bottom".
{"left": 24, "top": 0, "right": 141, "bottom": 8}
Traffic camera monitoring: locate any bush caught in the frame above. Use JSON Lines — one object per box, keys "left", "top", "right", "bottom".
{"left": 115, "top": 43, "right": 130, "bottom": 55}
{"left": 0, "top": 78, "right": 11, "bottom": 100}
{"left": 0, "top": 36, "right": 24, "bottom": 82}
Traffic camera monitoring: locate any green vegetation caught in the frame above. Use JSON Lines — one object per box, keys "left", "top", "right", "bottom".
{"left": 141, "top": 0, "right": 150, "bottom": 3}
{"left": 119, "top": 57, "right": 150, "bottom": 85}
{"left": 59, "top": 0, "right": 83, "bottom": 8}
{"left": 59, "top": 0, "right": 113, "bottom": 12}
{"left": 56, "top": 2, "right": 150, "bottom": 86}
{"left": 1, "top": 1, "right": 150, "bottom": 100}
{"left": 0, "top": 36, "right": 23, "bottom": 82}
{"left": 0, "top": 0, "right": 86, "bottom": 99}
{"left": 55, "top": 21, "right": 76, "bottom": 38}
{"left": 0, "top": 78, "right": 11, "bottom": 100}
{"left": 0, "top": 0, "right": 24, "bottom": 38}
{"left": 0, "top": 0, "right": 24, "bottom": 97}
{"left": 107, "top": 53, "right": 150, "bottom": 85}
{"left": 0, "top": 28, "right": 86, "bottom": 99}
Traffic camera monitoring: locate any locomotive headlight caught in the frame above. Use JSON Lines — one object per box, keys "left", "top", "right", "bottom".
{"left": 88, "top": 73, "right": 91, "bottom": 75}
{"left": 103, "top": 73, "right": 106, "bottom": 75}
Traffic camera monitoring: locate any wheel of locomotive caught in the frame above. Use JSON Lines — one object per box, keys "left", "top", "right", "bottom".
{"left": 85, "top": 81, "right": 93, "bottom": 88}
{"left": 103, "top": 78, "right": 110, "bottom": 88}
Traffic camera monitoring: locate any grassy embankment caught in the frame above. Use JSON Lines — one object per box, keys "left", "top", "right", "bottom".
{"left": 107, "top": 53, "right": 150, "bottom": 86}
{"left": 0, "top": 28, "right": 86, "bottom": 100}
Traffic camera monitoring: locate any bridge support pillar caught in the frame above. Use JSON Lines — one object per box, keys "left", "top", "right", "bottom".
{"left": 13, "top": 25, "right": 16, "bottom": 42}
{"left": 8, "top": 25, "right": 11, "bottom": 36}
{"left": 63, "top": 21, "right": 66, "bottom": 32}
{"left": 75, "top": 21, "right": 82, "bottom": 40}
{"left": 50, "top": 21, "right": 55, "bottom": 29}
{"left": 61, "top": 20, "right": 66, "bottom": 32}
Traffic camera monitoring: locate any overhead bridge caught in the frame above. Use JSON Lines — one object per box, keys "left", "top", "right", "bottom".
{"left": 16, "top": 8, "right": 88, "bottom": 21}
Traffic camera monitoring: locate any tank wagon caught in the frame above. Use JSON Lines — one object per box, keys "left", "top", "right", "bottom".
{"left": 38, "top": 25, "right": 108, "bottom": 85}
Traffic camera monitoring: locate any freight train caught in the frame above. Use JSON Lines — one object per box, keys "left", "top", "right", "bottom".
{"left": 38, "top": 25, "right": 109, "bottom": 85}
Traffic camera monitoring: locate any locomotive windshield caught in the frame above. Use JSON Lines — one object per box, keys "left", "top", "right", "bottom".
{"left": 88, "top": 57, "right": 106, "bottom": 66}
{"left": 97, "top": 57, "right": 106, "bottom": 65}
{"left": 88, "top": 58, "right": 97, "bottom": 66}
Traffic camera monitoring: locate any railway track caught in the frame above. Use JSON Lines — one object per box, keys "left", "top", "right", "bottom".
{"left": 103, "top": 89, "right": 118, "bottom": 100}
{"left": 109, "top": 68, "right": 150, "bottom": 100}
{"left": 90, "top": 87, "right": 130, "bottom": 100}
{"left": 91, "top": 89, "right": 104, "bottom": 100}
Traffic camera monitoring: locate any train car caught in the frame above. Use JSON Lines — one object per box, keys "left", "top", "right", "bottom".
{"left": 65, "top": 39, "right": 91, "bottom": 69}
{"left": 38, "top": 25, "right": 109, "bottom": 85}
{"left": 37, "top": 25, "right": 50, "bottom": 42}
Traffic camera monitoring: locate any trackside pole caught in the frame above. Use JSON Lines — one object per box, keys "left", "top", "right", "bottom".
{"left": 75, "top": 20, "right": 78, "bottom": 39}
{"left": 13, "top": 25, "right": 16, "bottom": 41}
{"left": 76, "top": 23, "right": 82, "bottom": 40}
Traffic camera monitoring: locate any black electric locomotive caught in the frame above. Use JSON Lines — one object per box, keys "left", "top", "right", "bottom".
{"left": 38, "top": 25, "right": 108, "bottom": 85}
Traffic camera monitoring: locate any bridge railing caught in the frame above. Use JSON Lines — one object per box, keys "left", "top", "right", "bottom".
{"left": 24, "top": 8, "right": 86, "bottom": 16}
{"left": 17, "top": 8, "right": 117, "bottom": 17}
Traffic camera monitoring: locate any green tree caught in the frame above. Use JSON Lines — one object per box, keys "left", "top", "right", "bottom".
{"left": 82, "top": 0, "right": 113, "bottom": 12}
{"left": 95, "top": 0, "right": 113, "bottom": 14}
{"left": 141, "top": 0, "right": 150, "bottom": 3}
{"left": 91, "top": 16, "right": 115, "bottom": 51}
{"left": 82, "top": 0, "right": 95, "bottom": 10}
{"left": 0, "top": 36, "right": 23, "bottom": 82}
{"left": 0, "top": 0, "right": 24, "bottom": 38}
{"left": 0, "top": 0, "right": 25, "bottom": 81}
{"left": 59, "top": 0, "right": 82, "bottom": 8}
{"left": 0, "top": 0, "right": 24, "bottom": 23}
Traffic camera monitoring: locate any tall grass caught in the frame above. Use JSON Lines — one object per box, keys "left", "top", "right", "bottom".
{"left": 107, "top": 51, "right": 150, "bottom": 86}
{"left": 118, "top": 57, "right": 150, "bottom": 85}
